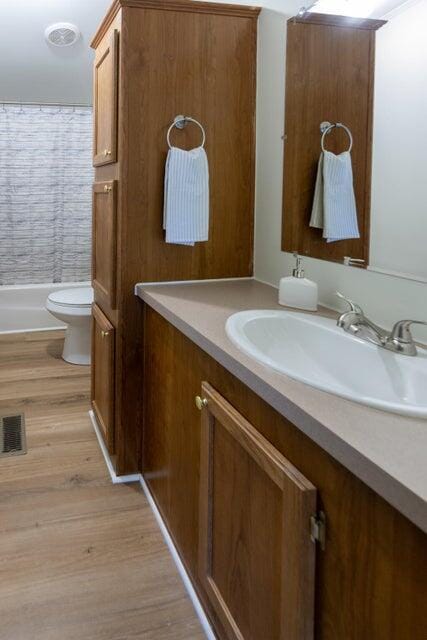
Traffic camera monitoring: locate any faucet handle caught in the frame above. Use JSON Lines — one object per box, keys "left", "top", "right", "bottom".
{"left": 336, "top": 291, "right": 364, "bottom": 315}
{"left": 390, "top": 320, "right": 427, "bottom": 342}
{"left": 387, "top": 320, "right": 427, "bottom": 356}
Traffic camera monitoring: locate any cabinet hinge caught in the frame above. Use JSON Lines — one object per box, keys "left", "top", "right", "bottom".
{"left": 310, "top": 511, "right": 326, "bottom": 550}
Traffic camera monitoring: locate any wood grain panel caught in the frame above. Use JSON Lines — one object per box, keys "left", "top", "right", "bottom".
{"left": 93, "top": 29, "right": 119, "bottom": 166}
{"left": 282, "top": 18, "right": 383, "bottom": 265}
{"left": 91, "top": 304, "right": 115, "bottom": 453}
{"left": 120, "top": 5, "right": 257, "bottom": 282}
{"left": 142, "top": 306, "right": 427, "bottom": 640}
{"left": 92, "top": 180, "right": 117, "bottom": 309}
{"left": 198, "top": 382, "right": 316, "bottom": 640}
{"left": 91, "top": 0, "right": 261, "bottom": 48}
{"left": 297, "top": 12, "right": 387, "bottom": 30}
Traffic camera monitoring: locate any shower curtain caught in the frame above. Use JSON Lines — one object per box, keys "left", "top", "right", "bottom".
{"left": 0, "top": 104, "right": 93, "bottom": 285}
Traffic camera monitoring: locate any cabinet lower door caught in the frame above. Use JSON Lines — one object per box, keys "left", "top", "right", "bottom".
{"left": 198, "top": 382, "right": 317, "bottom": 640}
{"left": 91, "top": 304, "right": 115, "bottom": 453}
{"left": 92, "top": 180, "right": 117, "bottom": 309}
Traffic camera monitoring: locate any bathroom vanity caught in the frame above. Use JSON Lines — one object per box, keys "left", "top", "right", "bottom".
{"left": 90, "top": 3, "right": 427, "bottom": 636}
{"left": 136, "top": 279, "right": 427, "bottom": 640}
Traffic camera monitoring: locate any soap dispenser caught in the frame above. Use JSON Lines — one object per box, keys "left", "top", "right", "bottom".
{"left": 278, "top": 253, "right": 318, "bottom": 311}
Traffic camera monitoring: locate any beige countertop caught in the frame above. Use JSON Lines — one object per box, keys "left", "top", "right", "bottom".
{"left": 135, "top": 278, "right": 427, "bottom": 534}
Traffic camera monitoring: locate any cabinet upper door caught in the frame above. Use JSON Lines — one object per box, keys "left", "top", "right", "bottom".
{"left": 198, "top": 382, "right": 317, "bottom": 640}
{"left": 91, "top": 303, "right": 115, "bottom": 453}
{"left": 93, "top": 29, "right": 118, "bottom": 167}
{"left": 92, "top": 180, "right": 117, "bottom": 309}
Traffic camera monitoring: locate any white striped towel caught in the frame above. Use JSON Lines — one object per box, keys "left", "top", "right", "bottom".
{"left": 309, "top": 150, "right": 359, "bottom": 243}
{"left": 163, "top": 146, "right": 209, "bottom": 246}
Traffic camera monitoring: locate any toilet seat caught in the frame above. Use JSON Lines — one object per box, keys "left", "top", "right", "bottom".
{"left": 47, "top": 287, "right": 93, "bottom": 308}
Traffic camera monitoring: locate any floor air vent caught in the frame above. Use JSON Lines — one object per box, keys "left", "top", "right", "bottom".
{"left": 0, "top": 414, "right": 26, "bottom": 457}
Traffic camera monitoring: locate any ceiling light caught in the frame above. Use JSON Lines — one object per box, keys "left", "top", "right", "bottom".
{"left": 308, "top": 0, "right": 382, "bottom": 18}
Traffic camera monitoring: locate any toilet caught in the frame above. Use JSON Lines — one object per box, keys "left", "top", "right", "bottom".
{"left": 46, "top": 287, "right": 94, "bottom": 365}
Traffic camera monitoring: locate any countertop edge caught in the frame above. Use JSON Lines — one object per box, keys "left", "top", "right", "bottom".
{"left": 137, "top": 285, "right": 427, "bottom": 534}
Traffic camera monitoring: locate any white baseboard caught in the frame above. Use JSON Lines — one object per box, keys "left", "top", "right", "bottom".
{"left": 88, "top": 410, "right": 140, "bottom": 484}
{"left": 89, "top": 410, "right": 215, "bottom": 639}
{"left": 139, "top": 474, "right": 216, "bottom": 640}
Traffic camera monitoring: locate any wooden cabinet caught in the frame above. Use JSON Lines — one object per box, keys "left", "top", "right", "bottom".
{"left": 92, "top": 180, "right": 117, "bottom": 309}
{"left": 198, "top": 382, "right": 316, "bottom": 640}
{"left": 142, "top": 306, "right": 427, "bottom": 640}
{"left": 93, "top": 29, "right": 118, "bottom": 166}
{"left": 91, "top": 0, "right": 259, "bottom": 474}
{"left": 91, "top": 304, "right": 115, "bottom": 453}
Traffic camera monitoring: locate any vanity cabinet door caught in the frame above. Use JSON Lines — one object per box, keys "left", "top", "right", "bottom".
{"left": 92, "top": 180, "right": 117, "bottom": 309}
{"left": 198, "top": 382, "right": 317, "bottom": 640}
{"left": 93, "top": 29, "right": 118, "bottom": 166}
{"left": 91, "top": 304, "right": 115, "bottom": 453}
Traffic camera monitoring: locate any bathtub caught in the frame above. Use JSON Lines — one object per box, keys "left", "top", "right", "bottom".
{"left": 0, "top": 282, "right": 91, "bottom": 334}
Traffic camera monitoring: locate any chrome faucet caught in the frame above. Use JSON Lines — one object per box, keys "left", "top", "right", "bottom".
{"left": 336, "top": 292, "right": 427, "bottom": 356}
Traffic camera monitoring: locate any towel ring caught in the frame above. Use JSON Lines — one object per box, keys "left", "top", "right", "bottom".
{"left": 320, "top": 122, "right": 353, "bottom": 153}
{"left": 167, "top": 115, "right": 206, "bottom": 149}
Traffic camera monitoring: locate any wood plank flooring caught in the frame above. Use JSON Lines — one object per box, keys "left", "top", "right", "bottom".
{"left": 0, "top": 331, "right": 205, "bottom": 640}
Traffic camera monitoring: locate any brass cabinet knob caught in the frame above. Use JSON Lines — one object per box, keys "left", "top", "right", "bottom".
{"left": 101, "top": 330, "right": 110, "bottom": 338}
{"left": 195, "top": 396, "right": 208, "bottom": 411}
{"left": 104, "top": 149, "right": 112, "bottom": 156}
{"left": 103, "top": 185, "right": 112, "bottom": 193}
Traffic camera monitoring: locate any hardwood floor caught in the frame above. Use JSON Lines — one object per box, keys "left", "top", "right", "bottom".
{"left": 0, "top": 331, "right": 205, "bottom": 640}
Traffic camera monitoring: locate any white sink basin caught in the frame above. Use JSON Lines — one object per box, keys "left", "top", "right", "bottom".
{"left": 226, "top": 310, "right": 427, "bottom": 418}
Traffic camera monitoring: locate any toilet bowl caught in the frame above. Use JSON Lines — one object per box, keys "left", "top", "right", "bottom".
{"left": 46, "top": 287, "right": 94, "bottom": 365}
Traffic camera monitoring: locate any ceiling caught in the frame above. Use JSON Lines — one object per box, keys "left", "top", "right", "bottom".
{"left": 0, "top": 0, "right": 111, "bottom": 105}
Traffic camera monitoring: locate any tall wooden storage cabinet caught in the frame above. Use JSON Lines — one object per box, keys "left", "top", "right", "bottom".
{"left": 90, "top": 0, "right": 260, "bottom": 474}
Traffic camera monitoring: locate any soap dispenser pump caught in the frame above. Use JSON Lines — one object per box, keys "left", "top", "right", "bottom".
{"left": 278, "top": 253, "right": 318, "bottom": 311}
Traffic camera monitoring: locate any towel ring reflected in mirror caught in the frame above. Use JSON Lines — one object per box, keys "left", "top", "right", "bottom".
{"left": 167, "top": 115, "right": 206, "bottom": 149}
{"left": 320, "top": 121, "right": 353, "bottom": 153}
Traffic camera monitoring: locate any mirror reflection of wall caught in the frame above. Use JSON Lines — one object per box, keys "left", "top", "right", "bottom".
{"left": 281, "top": 0, "right": 426, "bottom": 284}
{"left": 369, "top": 0, "right": 427, "bottom": 283}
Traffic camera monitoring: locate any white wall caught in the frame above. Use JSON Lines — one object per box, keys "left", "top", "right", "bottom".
{"left": 370, "top": 0, "right": 427, "bottom": 282}
{"left": 252, "top": 1, "right": 427, "bottom": 341}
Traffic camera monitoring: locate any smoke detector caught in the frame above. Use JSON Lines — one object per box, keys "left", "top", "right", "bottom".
{"left": 45, "top": 23, "right": 81, "bottom": 48}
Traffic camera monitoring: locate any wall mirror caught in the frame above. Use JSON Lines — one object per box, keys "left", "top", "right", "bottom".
{"left": 282, "top": 0, "right": 427, "bottom": 283}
